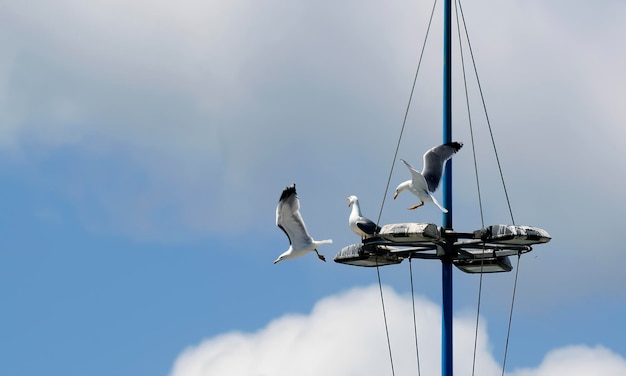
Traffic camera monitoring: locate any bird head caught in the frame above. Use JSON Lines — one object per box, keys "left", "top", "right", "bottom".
{"left": 273, "top": 249, "right": 291, "bottom": 264}
{"left": 347, "top": 195, "right": 358, "bottom": 207}
{"left": 393, "top": 181, "right": 410, "bottom": 199}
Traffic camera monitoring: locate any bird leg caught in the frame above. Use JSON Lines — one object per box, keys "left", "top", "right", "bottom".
{"left": 408, "top": 201, "right": 425, "bottom": 210}
{"left": 314, "top": 249, "right": 326, "bottom": 262}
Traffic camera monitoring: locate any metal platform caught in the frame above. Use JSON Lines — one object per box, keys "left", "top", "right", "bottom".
{"left": 334, "top": 223, "right": 550, "bottom": 273}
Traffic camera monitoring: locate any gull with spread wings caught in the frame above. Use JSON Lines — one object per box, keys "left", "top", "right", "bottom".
{"left": 394, "top": 142, "right": 463, "bottom": 213}
{"left": 274, "top": 184, "right": 332, "bottom": 264}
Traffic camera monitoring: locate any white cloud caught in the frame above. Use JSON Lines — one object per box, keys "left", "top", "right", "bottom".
{"left": 509, "top": 345, "right": 626, "bottom": 376}
{"left": 169, "top": 285, "right": 499, "bottom": 376}
{"left": 169, "top": 285, "right": 625, "bottom": 376}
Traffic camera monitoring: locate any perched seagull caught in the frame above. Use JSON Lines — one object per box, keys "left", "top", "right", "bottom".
{"left": 347, "top": 195, "right": 381, "bottom": 239}
{"left": 393, "top": 141, "right": 463, "bottom": 213}
{"left": 274, "top": 184, "right": 332, "bottom": 264}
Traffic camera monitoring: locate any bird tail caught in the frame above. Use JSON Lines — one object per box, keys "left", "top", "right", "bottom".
{"left": 315, "top": 239, "right": 333, "bottom": 246}
{"left": 430, "top": 195, "right": 449, "bottom": 213}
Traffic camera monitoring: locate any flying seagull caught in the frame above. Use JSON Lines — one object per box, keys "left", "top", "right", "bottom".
{"left": 274, "top": 184, "right": 332, "bottom": 264}
{"left": 393, "top": 141, "right": 463, "bottom": 213}
{"left": 347, "top": 195, "right": 381, "bottom": 239}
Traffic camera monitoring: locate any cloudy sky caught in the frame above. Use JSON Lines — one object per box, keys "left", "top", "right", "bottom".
{"left": 1, "top": 0, "right": 625, "bottom": 375}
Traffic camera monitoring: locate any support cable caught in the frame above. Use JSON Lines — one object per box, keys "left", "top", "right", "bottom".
{"left": 454, "top": 1, "right": 522, "bottom": 374}
{"left": 409, "top": 258, "right": 422, "bottom": 376}
{"left": 375, "top": 0, "right": 438, "bottom": 226}
{"left": 456, "top": 0, "right": 516, "bottom": 225}
{"left": 376, "top": 257, "right": 396, "bottom": 376}
{"left": 451, "top": 2, "right": 487, "bottom": 375}
{"left": 501, "top": 253, "right": 522, "bottom": 376}
{"left": 372, "top": 3, "right": 439, "bottom": 375}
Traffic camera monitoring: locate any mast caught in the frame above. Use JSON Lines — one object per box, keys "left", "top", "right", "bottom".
{"left": 441, "top": 0, "right": 453, "bottom": 374}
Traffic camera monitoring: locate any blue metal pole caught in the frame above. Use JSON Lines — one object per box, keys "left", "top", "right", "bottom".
{"left": 442, "top": 0, "right": 453, "bottom": 375}
{"left": 442, "top": 0, "right": 453, "bottom": 221}
{"left": 442, "top": 260, "right": 453, "bottom": 376}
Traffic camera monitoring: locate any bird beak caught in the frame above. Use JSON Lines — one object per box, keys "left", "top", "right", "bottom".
{"left": 347, "top": 197, "right": 352, "bottom": 207}
{"left": 273, "top": 258, "right": 280, "bottom": 264}
{"left": 393, "top": 192, "right": 398, "bottom": 200}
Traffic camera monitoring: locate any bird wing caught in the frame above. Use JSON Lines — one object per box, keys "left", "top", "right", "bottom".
{"left": 356, "top": 217, "right": 381, "bottom": 235}
{"left": 422, "top": 142, "right": 463, "bottom": 192}
{"left": 276, "top": 184, "right": 313, "bottom": 249}
{"left": 401, "top": 159, "right": 429, "bottom": 193}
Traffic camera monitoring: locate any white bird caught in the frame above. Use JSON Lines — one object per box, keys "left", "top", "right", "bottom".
{"left": 274, "top": 184, "right": 332, "bottom": 264}
{"left": 347, "top": 195, "right": 381, "bottom": 239}
{"left": 393, "top": 141, "right": 463, "bottom": 213}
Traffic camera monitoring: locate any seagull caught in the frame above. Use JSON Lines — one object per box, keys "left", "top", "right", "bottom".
{"left": 274, "top": 184, "right": 332, "bottom": 264}
{"left": 347, "top": 195, "right": 381, "bottom": 239}
{"left": 393, "top": 141, "right": 463, "bottom": 213}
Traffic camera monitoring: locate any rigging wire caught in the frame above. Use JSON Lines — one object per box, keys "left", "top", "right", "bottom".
{"left": 376, "top": 257, "right": 396, "bottom": 376}
{"left": 451, "top": 1, "right": 488, "bottom": 374}
{"left": 372, "top": 2, "right": 439, "bottom": 375}
{"left": 455, "top": 0, "right": 516, "bottom": 225}
{"left": 375, "top": 0, "right": 438, "bottom": 227}
{"left": 408, "top": 258, "right": 422, "bottom": 376}
{"left": 454, "top": 1, "right": 521, "bottom": 374}
{"left": 501, "top": 254, "right": 522, "bottom": 376}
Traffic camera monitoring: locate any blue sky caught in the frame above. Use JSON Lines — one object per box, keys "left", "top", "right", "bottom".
{"left": 1, "top": 0, "right": 626, "bottom": 375}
